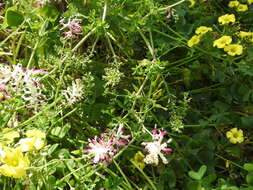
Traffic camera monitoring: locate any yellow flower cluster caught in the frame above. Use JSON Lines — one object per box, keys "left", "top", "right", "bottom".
{"left": 237, "top": 31, "right": 253, "bottom": 43}
{"left": 0, "top": 147, "right": 30, "bottom": 178}
{"left": 213, "top": 36, "right": 243, "bottom": 56}
{"left": 218, "top": 14, "right": 236, "bottom": 25}
{"left": 0, "top": 129, "right": 46, "bottom": 178}
{"left": 226, "top": 128, "right": 244, "bottom": 144}
{"left": 228, "top": 1, "right": 248, "bottom": 12}
{"left": 187, "top": 26, "right": 212, "bottom": 47}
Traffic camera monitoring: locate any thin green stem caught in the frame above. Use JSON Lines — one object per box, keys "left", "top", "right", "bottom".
{"left": 27, "top": 39, "right": 39, "bottom": 69}
{"left": 113, "top": 160, "right": 133, "bottom": 189}
{"left": 0, "top": 22, "right": 25, "bottom": 47}
{"left": 138, "top": 27, "right": 156, "bottom": 61}
{"left": 215, "top": 154, "right": 245, "bottom": 170}
{"left": 130, "top": 160, "right": 157, "bottom": 190}
{"left": 14, "top": 32, "right": 25, "bottom": 63}
{"left": 158, "top": 0, "right": 186, "bottom": 11}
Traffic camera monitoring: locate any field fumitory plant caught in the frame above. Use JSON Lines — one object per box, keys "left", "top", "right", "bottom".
{"left": 1, "top": 0, "right": 253, "bottom": 189}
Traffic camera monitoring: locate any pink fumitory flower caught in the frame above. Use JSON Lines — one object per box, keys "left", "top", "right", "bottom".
{"left": 141, "top": 126, "right": 172, "bottom": 165}
{"left": 84, "top": 124, "right": 131, "bottom": 164}
{"left": 60, "top": 17, "right": 82, "bottom": 39}
{"left": 0, "top": 64, "right": 47, "bottom": 105}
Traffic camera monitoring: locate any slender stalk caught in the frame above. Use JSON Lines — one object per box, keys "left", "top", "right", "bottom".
{"left": 215, "top": 154, "right": 245, "bottom": 170}
{"left": 113, "top": 160, "right": 133, "bottom": 189}
{"left": 158, "top": 0, "right": 186, "bottom": 11}
{"left": 0, "top": 22, "right": 25, "bottom": 47}
{"left": 138, "top": 27, "right": 156, "bottom": 61}
{"left": 27, "top": 39, "right": 39, "bottom": 69}
{"left": 14, "top": 32, "right": 25, "bottom": 63}
{"left": 130, "top": 160, "right": 157, "bottom": 190}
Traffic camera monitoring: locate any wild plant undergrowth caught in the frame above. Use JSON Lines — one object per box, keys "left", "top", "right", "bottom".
{"left": 1, "top": 0, "right": 253, "bottom": 189}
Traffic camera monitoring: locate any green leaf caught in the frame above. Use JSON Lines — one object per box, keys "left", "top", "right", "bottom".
{"left": 38, "top": 5, "right": 59, "bottom": 22}
{"left": 48, "top": 144, "right": 59, "bottom": 156}
{"left": 188, "top": 165, "right": 207, "bottom": 180}
{"left": 202, "top": 173, "right": 217, "bottom": 184}
{"left": 246, "top": 173, "right": 253, "bottom": 184}
{"left": 186, "top": 181, "right": 201, "bottom": 190}
{"left": 51, "top": 124, "right": 71, "bottom": 138}
{"left": 3, "top": 6, "right": 24, "bottom": 27}
{"left": 244, "top": 163, "right": 253, "bottom": 172}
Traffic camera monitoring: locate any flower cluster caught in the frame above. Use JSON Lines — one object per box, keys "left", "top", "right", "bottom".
{"left": 84, "top": 124, "right": 130, "bottom": 164}
{"left": 62, "top": 79, "right": 84, "bottom": 105}
{"left": 0, "top": 147, "right": 30, "bottom": 178}
{"left": 213, "top": 36, "right": 243, "bottom": 56}
{"left": 237, "top": 31, "right": 253, "bottom": 43}
{"left": 60, "top": 17, "right": 82, "bottom": 39}
{"left": 0, "top": 64, "right": 46, "bottom": 106}
{"left": 226, "top": 128, "right": 244, "bottom": 144}
{"left": 0, "top": 129, "right": 46, "bottom": 178}
{"left": 141, "top": 127, "right": 172, "bottom": 166}
{"left": 187, "top": 26, "right": 212, "bottom": 47}
{"left": 228, "top": 1, "right": 249, "bottom": 12}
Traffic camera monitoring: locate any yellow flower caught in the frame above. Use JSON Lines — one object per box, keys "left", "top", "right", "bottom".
{"left": 131, "top": 151, "right": 145, "bottom": 169}
{"left": 224, "top": 44, "right": 243, "bottom": 56}
{"left": 187, "top": 35, "right": 200, "bottom": 47}
{"left": 18, "top": 129, "right": 46, "bottom": 152}
{"left": 226, "top": 128, "right": 244, "bottom": 143}
{"left": 218, "top": 14, "right": 236, "bottom": 25}
{"left": 238, "top": 31, "right": 253, "bottom": 38}
{"left": 236, "top": 4, "right": 248, "bottom": 12}
{"left": 195, "top": 26, "right": 212, "bottom": 36}
{"left": 1, "top": 129, "right": 19, "bottom": 144}
{"left": 247, "top": 0, "right": 253, "bottom": 4}
{"left": 228, "top": 1, "right": 240, "bottom": 8}
{"left": 0, "top": 147, "right": 30, "bottom": 178}
{"left": 213, "top": 36, "right": 232, "bottom": 48}
{"left": 26, "top": 129, "right": 46, "bottom": 139}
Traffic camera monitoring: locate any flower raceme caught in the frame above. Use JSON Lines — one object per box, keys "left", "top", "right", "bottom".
{"left": 60, "top": 17, "right": 82, "bottom": 39}
{"left": 62, "top": 79, "right": 84, "bottom": 105}
{"left": 141, "top": 128, "right": 172, "bottom": 166}
{"left": 226, "top": 128, "right": 244, "bottom": 144}
{"left": 0, "top": 64, "right": 46, "bottom": 106}
{"left": 84, "top": 125, "right": 130, "bottom": 164}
